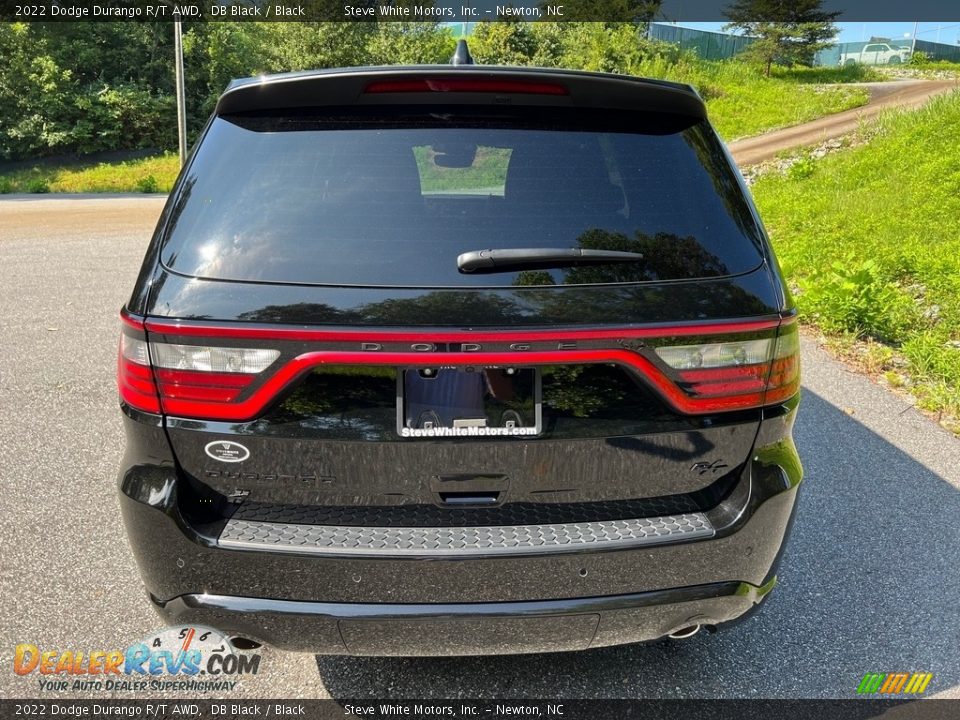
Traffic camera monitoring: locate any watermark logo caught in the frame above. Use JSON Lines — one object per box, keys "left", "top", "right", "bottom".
{"left": 401, "top": 425, "right": 537, "bottom": 438}
{"left": 857, "top": 672, "right": 933, "bottom": 695}
{"left": 13, "top": 626, "right": 261, "bottom": 693}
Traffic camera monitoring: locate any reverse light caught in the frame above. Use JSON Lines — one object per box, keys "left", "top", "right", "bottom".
{"left": 151, "top": 344, "right": 279, "bottom": 407}
{"left": 149, "top": 344, "right": 279, "bottom": 405}
{"left": 655, "top": 339, "right": 773, "bottom": 370}
{"left": 149, "top": 343, "right": 279, "bottom": 374}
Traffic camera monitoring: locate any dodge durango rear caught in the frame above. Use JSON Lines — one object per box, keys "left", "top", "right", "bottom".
{"left": 117, "top": 52, "right": 802, "bottom": 656}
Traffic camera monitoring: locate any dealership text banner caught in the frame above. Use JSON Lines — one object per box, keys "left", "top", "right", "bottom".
{"left": 3, "top": 0, "right": 960, "bottom": 23}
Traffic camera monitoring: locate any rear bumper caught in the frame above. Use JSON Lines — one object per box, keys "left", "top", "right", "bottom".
{"left": 118, "top": 400, "right": 802, "bottom": 655}
{"left": 153, "top": 579, "right": 775, "bottom": 655}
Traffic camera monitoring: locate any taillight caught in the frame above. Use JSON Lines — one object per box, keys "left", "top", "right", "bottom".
{"left": 117, "top": 310, "right": 280, "bottom": 417}
{"left": 654, "top": 318, "right": 800, "bottom": 411}
{"left": 763, "top": 321, "right": 801, "bottom": 405}
{"left": 364, "top": 78, "right": 569, "bottom": 96}
{"left": 117, "top": 319, "right": 161, "bottom": 414}
{"left": 150, "top": 343, "right": 279, "bottom": 405}
{"left": 119, "top": 312, "right": 799, "bottom": 421}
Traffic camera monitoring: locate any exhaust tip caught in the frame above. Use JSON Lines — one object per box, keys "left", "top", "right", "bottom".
{"left": 667, "top": 624, "right": 701, "bottom": 640}
{"left": 230, "top": 637, "right": 262, "bottom": 650}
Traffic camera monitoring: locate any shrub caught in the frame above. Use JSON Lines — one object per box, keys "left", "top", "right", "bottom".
{"left": 26, "top": 178, "right": 49, "bottom": 193}
{"left": 787, "top": 157, "right": 815, "bottom": 180}
{"left": 71, "top": 85, "right": 176, "bottom": 156}
{"left": 800, "top": 260, "right": 917, "bottom": 342}
{"left": 901, "top": 331, "right": 960, "bottom": 387}
{"left": 0, "top": 177, "right": 14, "bottom": 193}
{"left": 135, "top": 174, "right": 160, "bottom": 193}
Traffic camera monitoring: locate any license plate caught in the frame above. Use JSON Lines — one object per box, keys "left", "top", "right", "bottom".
{"left": 397, "top": 367, "right": 541, "bottom": 439}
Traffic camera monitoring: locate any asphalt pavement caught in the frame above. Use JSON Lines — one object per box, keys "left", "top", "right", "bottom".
{"left": 1, "top": 196, "right": 958, "bottom": 700}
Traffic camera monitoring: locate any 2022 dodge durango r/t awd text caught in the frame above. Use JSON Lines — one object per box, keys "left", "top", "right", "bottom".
{"left": 117, "top": 54, "right": 802, "bottom": 656}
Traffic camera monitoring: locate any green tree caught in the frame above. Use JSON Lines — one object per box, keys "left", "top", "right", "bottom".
{"left": 470, "top": 22, "right": 663, "bottom": 72}
{"left": 554, "top": 23, "right": 652, "bottom": 74}
{"left": 260, "top": 23, "right": 375, "bottom": 71}
{"left": 367, "top": 22, "right": 456, "bottom": 65}
{"left": 469, "top": 21, "right": 539, "bottom": 66}
{"left": 724, "top": 0, "right": 840, "bottom": 76}
{"left": 0, "top": 24, "right": 72, "bottom": 159}
{"left": 0, "top": 23, "right": 177, "bottom": 159}
{"left": 185, "top": 23, "right": 272, "bottom": 117}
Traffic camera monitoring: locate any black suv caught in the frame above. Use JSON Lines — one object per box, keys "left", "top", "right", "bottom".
{"left": 118, "top": 55, "right": 802, "bottom": 656}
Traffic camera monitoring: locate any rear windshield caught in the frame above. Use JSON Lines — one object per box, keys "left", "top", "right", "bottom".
{"left": 161, "top": 110, "right": 765, "bottom": 287}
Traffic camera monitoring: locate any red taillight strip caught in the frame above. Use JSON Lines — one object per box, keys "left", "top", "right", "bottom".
{"left": 120, "top": 360, "right": 157, "bottom": 394}
{"left": 155, "top": 368, "right": 254, "bottom": 388}
{"left": 154, "top": 368, "right": 255, "bottom": 404}
{"left": 120, "top": 309, "right": 146, "bottom": 332}
{"left": 678, "top": 364, "right": 770, "bottom": 383}
{"left": 158, "top": 348, "right": 768, "bottom": 421}
{"left": 159, "top": 384, "right": 245, "bottom": 402}
{"left": 143, "top": 317, "right": 783, "bottom": 343}
{"left": 117, "top": 354, "right": 161, "bottom": 413}
{"left": 128, "top": 313, "right": 799, "bottom": 420}
{"left": 364, "top": 78, "right": 569, "bottom": 96}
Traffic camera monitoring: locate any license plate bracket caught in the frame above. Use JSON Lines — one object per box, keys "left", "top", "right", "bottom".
{"left": 397, "top": 366, "right": 541, "bottom": 439}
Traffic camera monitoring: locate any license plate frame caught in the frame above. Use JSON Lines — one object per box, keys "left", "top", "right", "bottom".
{"left": 396, "top": 366, "right": 542, "bottom": 439}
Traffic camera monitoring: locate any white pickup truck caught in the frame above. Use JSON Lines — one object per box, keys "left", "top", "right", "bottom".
{"left": 839, "top": 43, "right": 912, "bottom": 66}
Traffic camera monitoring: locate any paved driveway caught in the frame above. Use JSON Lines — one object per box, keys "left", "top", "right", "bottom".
{"left": 1, "top": 197, "right": 957, "bottom": 700}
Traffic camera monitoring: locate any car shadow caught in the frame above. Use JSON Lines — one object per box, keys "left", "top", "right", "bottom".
{"left": 314, "top": 390, "right": 959, "bottom": 698}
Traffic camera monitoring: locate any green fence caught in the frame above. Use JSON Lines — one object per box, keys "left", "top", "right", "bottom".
{"left": 649, "top": 24, "right": 755, "bottom": 61}
{"left": 649, "top": 24, "right": 960, "bottom": 66}
{"left": 815, "top": 39, "right": 960, "bottom": 66}
{"left": 914, "top": 39, "right": 960, "bottom": 63}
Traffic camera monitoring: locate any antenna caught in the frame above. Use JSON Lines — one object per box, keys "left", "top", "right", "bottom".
{"left": 451, "top": 39, "right": 475, "bottom": 66}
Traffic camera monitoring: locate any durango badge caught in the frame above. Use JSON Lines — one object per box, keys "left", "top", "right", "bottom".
{"left": 204, "top": 441, "right": 250, "bottom": 463}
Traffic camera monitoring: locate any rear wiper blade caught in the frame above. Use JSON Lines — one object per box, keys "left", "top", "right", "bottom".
{"left": 457, "top": 248, "right": 644, "bottom": 274}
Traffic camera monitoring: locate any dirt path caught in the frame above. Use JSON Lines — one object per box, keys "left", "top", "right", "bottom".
{"left": 728, "top": 79, "right": 959, "bottom": 167}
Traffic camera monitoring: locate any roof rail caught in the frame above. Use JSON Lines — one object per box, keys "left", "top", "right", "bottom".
{"left": 451, "top": 39, "right": 475, "bottom": 66}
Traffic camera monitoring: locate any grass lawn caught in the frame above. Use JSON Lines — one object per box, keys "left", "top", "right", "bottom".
{"left": 751, "top": 91, "right": 960, "bottom": 427}
{"left": 0, "top": 154, "right": 179, "bottom": 194}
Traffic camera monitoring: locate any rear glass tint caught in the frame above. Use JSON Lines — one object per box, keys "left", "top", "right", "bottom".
{"left": 161, "top": 111, "right": 765, "bottom": 287}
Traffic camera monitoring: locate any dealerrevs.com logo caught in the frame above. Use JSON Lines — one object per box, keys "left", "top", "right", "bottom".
{"left": 857, "top": 672, "right": 934, "bottom": 695}
{"left": 14, "top": 626, "right": 261, "bottom": 693}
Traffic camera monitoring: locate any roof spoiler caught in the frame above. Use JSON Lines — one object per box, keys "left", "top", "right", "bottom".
{"left": 215, "top": 67, "right": 705, "bottom": 119}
